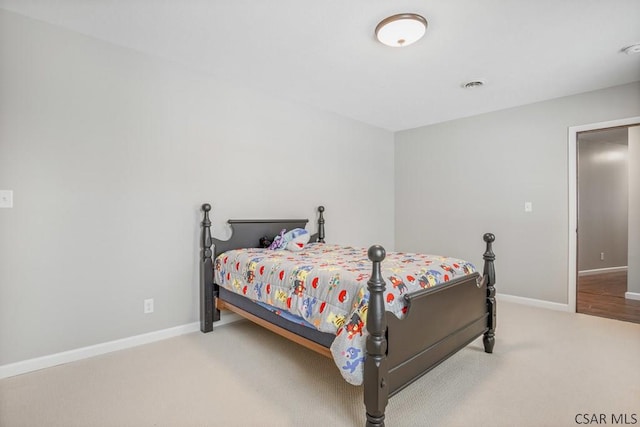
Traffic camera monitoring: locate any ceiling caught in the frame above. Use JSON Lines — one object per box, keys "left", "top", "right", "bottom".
{"left": 1, "top": 0, "right": 639, "bottom": 131}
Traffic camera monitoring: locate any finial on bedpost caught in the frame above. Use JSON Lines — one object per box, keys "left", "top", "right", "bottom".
{"left": 317, "top": 206, "right": 325, "bottom": 243}
{"left": 200, "top": 203, "right": 217, "bottom": 332}
{"left": 365, "top": 245, "right": 388, "bottom": 427}
{"left": 201, "top": 203, "right": 212, "bottom": 254}
{"left": 482, "top": 233, "right": 496, "bottom": 354}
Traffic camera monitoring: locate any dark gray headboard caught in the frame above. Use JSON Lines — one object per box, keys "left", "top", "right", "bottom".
{"left": 199, "top": 203, "right": 326, "bottom": 332}
{"left": 201, "top": 204, "right": 325, "bottom": 258}
{"left": 213, "top": 219, "right": 312, "bottom": 255}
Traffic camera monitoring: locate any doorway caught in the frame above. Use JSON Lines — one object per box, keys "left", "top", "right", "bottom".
{"left": 568, "top": 117, "right": 640, "bottom": 323}
{"left": 576, "top": 127, "right": 637, "bottom": 322}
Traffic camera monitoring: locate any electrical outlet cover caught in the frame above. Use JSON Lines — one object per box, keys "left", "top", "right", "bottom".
{"left": 144, "top": 299, "right": 154, "bottom": 314}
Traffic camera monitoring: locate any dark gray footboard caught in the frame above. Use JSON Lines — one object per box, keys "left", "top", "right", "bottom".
{"left": 386, "top": 272, "right": 487, "bottom": 395}
{"left": 364, "top": 234, "right": 496, "bottom": 426}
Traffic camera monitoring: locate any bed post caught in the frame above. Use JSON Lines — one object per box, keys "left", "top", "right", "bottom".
{"left": 317, "top": 206, "right": 325, "bottom": 243}
{"left": 200, "top": 203, "right": 219, "bottom": 333}
{"left": 482, "top": 233, "right": 496, "bottom": 353}
{"left": 364, "top": 245, "right": 389, "bottom": 427}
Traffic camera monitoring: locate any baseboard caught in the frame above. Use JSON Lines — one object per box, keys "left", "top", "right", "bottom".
{"left": 0, "top": 313, "right": 242, "bottom": 380}
{"left": 578, "top": 266, "right": 628, "bottom": 276}
{"left": 496, "top": 293, "right": 571, "bottom": 312}
{"left": 625, "top": 292, "right": 640, "bottom": 301}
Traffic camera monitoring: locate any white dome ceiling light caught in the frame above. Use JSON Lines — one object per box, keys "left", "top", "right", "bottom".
{"left": 622, "top": 43, "right": 640, "bottom": 55}
{"left": 375, "top": 13, "right": 428, "bottom": 47}
{"left": 462, "top": 80, "right": 486, "bottom": 89}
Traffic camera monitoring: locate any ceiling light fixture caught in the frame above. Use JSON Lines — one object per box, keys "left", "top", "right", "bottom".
{"left": 462, "top": 80, "right": 486, "bottom": 89}
{"left": 375, "top": 13, "right": 428, "bottom": 47}
{"left": 622, "top": 43, "right": 640, "bottom": 55}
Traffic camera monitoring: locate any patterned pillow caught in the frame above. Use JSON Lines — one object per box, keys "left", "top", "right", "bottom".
{"left": 285, "top": 229, "right": 310, "bottom": 251}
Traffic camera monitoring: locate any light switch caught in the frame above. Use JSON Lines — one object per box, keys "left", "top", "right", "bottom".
{"left": 0, "top": 190, "right": 13, "bottom": 208}
{"left": 524, "top": 202, "right": 532, "bottom": 212}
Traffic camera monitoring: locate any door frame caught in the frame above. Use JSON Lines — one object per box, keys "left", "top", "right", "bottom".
{"left": 568, "top": 116, "right": 640, "bottom": 312}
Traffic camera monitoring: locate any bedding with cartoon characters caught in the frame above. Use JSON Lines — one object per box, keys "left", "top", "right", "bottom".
{"left": 214, "top": 242, "right": 477, "bottom": 385}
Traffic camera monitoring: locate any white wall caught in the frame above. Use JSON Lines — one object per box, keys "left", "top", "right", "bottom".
{"left": 629, "top": 126, "right": 640, "bottom": 296}
{"left": 395, "top": 82, "right": 640, "bottom": 304}
{"left": 0, "top": 10, "right": 394, "bottom": 365}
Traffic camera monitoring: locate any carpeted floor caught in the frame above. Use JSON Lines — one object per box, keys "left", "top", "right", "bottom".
{"left": 1, "top": 301, "right": 639, "bottom": 427}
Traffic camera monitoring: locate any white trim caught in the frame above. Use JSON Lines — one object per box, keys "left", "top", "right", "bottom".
{"left": 568, "top": 116, "right": 640, "bottom": 314}
{"left": 496, "top": 293, "right": 571, "bottom": 312}
{"left": 578, "top": 266, "right": 628, "bottom": 276}
{"left": 625, "top": 292, "right": 640, "bottom": 301}
{"left": 0, "top": 314, "right": 242, "bottom": 379}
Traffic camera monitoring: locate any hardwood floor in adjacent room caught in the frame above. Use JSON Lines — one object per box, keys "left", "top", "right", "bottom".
{"left": 577, "top": 271, "right": 640, "bottom": 324}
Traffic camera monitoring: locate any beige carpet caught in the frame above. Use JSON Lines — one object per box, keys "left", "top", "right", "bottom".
{"left": 1, "top": 301, "right": 639, "bottom": 427}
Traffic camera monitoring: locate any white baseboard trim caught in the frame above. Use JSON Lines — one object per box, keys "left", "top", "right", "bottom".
{"left": 626, "top": 292, "right": 640, "bottom": 301}
{"left": 0, "top": 313, "right": 242, "bottom": 380}
{"left": 578, "top": 266, "right": 628, "bottom": 276}
{"left": 497, "top": 293, "right": 571, "bottom": 312}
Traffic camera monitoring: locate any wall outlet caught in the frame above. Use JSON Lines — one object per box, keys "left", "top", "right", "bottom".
{"left": 144, "top": 298, "right": 154, "bottom": 314}
{"left": 524, "top": 202, "right": 533, "bottom": 212}
{"left": 600, "top": 252, "right": 605, "bottom": 261}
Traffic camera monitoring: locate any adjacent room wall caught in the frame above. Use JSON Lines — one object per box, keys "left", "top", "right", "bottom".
{"left": 395, "top": 82, "right": 640, "bottom": 305}
{"left": 577, "top": 135, "right": 628, "bottom": 271}
{"left": 0, "top": 10, "right": 394, "bottom": 365}
{"left": 628, "top": 126, "right": 640, "bottom": 297}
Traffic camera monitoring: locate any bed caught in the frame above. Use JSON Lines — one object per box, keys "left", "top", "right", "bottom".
{"left": 199, "top": 203, "right": 496, "bottom": 426}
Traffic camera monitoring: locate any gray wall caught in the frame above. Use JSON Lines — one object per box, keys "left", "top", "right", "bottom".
{"left": 395, "top": 82, "right": 640, "bottom": 304}
{"left": 0, "top": 10, "right": 394, "bottom": 365}
{"left": 577, "top": 132, "right": 628, "bottom": 271}
{"left": 629, "top": 126, "right": 640, "bottom": 295}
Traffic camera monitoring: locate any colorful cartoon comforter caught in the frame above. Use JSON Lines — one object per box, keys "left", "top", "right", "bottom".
{"left": 214, "top": 243, "right": 476, "bottom": 385}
